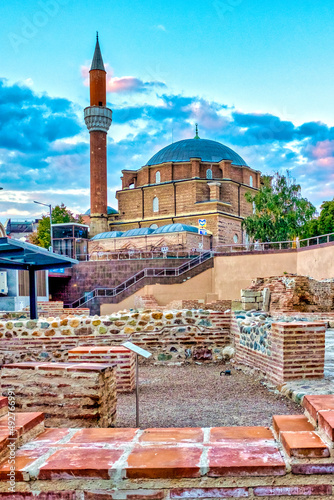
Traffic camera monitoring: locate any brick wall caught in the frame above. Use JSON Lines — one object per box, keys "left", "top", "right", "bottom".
{"left": 1, "top": 362, "right": 117, "bottom": 428}
{"left": 245, "top": 274, "right": 334, "bottom": 312}
{"left": 68, "top": 346, "right": 136, "bottom": 393}
{"left": 235, "top": 318, "right": 326, "bottom": 385}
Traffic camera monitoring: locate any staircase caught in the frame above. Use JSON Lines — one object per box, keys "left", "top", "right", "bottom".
{"left": 65, "top": 251, "right": 214, "bottom": 309}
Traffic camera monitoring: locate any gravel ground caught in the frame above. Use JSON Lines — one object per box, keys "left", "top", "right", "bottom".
{"left": 116, "top": 364, "right": 303, "bottom": 429}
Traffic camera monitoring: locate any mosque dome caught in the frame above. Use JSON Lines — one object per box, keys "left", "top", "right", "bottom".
{"left": 146, "top": 138, "right": 247, "bottom": 167}
{"left": 85, "top": 206, "right": 118, "bottom": 216}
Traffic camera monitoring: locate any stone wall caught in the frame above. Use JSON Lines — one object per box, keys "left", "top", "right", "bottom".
{"left": 0, "top": 309, "right": 232, "bottom": 365}
{"left": 234, "top": 312, "right": 326, "bottom": 385}
{"left": 1, "top": 362, "right": 117, "bottom": 428}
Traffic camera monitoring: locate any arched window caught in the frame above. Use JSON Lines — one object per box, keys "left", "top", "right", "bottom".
{"left": 155, "top": 171, "right": 161, "bottom": 184}
{"left": 249, "top": 175, "right": 253, "bottom": 187}
{"left": 206, "top": 168, "right": 213, "bottom": 180}
{"left": 153, "top": 197, "right": 159, "bottom": 213}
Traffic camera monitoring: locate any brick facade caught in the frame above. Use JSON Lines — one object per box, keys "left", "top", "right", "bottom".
{"left": 109, "top": 159, "right": 260, "bottom": 248}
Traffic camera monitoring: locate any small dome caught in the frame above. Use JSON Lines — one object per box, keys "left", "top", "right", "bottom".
{"left": 91, "top": 231, "right": 123, "bottom": 240}
{"left": 85, "top": 206, "right": 118, "bottom": 216}
{"left": 153, "top": 224, "right": 199, "bottom": 234}
{"left": 122, "top": 228, "right": 155, "bottom": 237}
{"left": 146, "top": 138, "right": 247, "bottom": 167}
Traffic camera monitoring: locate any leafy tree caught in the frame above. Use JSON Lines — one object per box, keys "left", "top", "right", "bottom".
{"left": 30, "top": 204, "right": 83, "bottom": 249}
{"left": 242, "top": 172, "right": 316, "bottom": 242}
{"left": 302, "top": 199, "right": 334, "bottom": 238}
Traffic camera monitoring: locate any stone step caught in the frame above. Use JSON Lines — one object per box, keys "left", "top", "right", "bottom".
{"left": 0, "top": 412, "right": 44, "bottom": 462}
{"left": 318, "top": 410, "right": 334, "bottom": 442}
{"left": 273, "top": 415, "right": 314, "bottom": 436}
{"left": 280, "top": 431, "right": 330, "bottom": 458}
{"left": 303, "top": 395, "right": 334, "bottom": 423}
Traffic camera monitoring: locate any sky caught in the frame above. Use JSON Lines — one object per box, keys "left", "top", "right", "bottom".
{"left": 1, "top": 0, "right": 334, "bottom": 222}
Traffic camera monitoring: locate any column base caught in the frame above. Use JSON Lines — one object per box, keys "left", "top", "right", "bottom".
{"left": 89, "top": 216, "right": 109, "bottom": 237}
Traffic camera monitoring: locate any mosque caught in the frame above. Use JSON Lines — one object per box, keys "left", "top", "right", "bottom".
{"left": 84, "top": 36, "right": 261, "bottom": 251}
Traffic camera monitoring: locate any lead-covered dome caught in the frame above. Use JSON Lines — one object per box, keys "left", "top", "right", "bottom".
{"left": 146, "top": 138, "right": 247, "bottom": 167}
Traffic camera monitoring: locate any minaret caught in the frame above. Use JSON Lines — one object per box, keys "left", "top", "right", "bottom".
{"left": 84, "top": 33, "right": 112, "bottom": 236}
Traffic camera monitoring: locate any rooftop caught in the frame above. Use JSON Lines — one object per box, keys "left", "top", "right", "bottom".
{"left": 146, "top": 138, "right": 248, "bottom": 167}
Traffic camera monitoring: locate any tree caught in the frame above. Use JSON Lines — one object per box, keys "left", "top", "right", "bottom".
{"left": 242, "top": 172, "right": 316, "bottom": 242}
{"left": 302, "top": 199, "right": 334, "bottom": 238}
{"left": 30, "top": 204, "right": 83, "bottom": 249}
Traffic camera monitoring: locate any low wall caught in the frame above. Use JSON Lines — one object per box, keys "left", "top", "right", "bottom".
{"left": 1, "top": 362, "right": 117, "bottom": 428}
{"left": 68, "top": 346, "right": 136, "bottom": 393}
{"left": 234, "top": 314, "right": 326, "bottom": 385}
{"left": 0, "top": 309, "right": 232, "bottom": 365}
{"left": 2, "top": 395, "right": 334, "bottom": 498}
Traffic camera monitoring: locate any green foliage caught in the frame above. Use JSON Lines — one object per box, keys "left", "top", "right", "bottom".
{"left": 302, "top": 199, "right": 334, "bottom": 238}
{"left": 30, "top": 203, "right": 83, "bottom": 249}
{"left": 242, "top": 172, "right": 316, "bottom": 242}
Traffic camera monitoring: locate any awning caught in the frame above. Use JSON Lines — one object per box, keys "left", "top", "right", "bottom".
{"left": 0, "top": 237, "right": 78, "bottom": 318}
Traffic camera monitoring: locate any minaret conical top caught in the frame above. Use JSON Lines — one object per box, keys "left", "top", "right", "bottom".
{"left": 90, "top": 33, "right": 105, "bottom": 71}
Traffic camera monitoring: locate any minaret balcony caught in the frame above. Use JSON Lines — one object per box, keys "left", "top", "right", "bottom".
{"left": 84, "top": 106, "right": 112, "bottom": 133}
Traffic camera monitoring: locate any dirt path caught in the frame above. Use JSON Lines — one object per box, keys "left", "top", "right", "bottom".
{"left": 116, "top": 364, "right": 302, "bottom": 428}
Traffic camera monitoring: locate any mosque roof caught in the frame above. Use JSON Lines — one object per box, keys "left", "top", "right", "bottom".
{"left": 85, "top": 206, "right": 118, "bottom": 216}
{"left": 122, "top": 228, "right": 155, "bottom": 237}
{"left": 153, "top": 224, "right": 199, "bottom": 234}
{"left": 91, "top": 231, "right": 124, "bottom": 240}
{"left": 91, "top": 223, "right": 200, "bottom": 240}
{"left": 146, "top": 138, "right": 248, "bottom": 167}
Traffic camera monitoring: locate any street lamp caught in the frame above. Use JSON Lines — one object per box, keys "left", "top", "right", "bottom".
{"left": 34, "top": 201, "right": 53, "bottom": 252}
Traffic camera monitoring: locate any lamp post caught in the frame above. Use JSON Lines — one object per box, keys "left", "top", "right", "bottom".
{"left": 34, "top": 201, "right": 53, "bottom": 252}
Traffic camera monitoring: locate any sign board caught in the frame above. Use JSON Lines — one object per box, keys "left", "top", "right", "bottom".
{"left": 161, "top": 247, "right": 169, "bottom": 253}
{"left": 122, "top": 341, "right": 152, "bottom": 359}
{"left": 49, "top": 268, "right": 65, "bottom": 274}
{"left": 198, "top": 219, "right": 207, "bottom": 228}
{"left": 199, "top": 229, "right": 207, "bottom": 236}
{"left": 198, "top": 243, "right": 203, "bottom": 250}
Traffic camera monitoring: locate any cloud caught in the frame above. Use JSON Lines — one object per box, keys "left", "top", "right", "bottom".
{"left": 154, "top": 24, "right": 167, "bottom": 32}
{"left": 81, "top": 65, "right": 166, "bottom": 94}
{"left": 2, "top": 75, "right": 334, "bottom": 221}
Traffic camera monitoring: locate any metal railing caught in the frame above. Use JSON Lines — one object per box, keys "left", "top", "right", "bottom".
{"left": 215, "top": 232, "right": 334, "bottom": 253}
{"left": 74, "top": 250, "right": 205, "bottom": 262}
{"left": 66, "top": 251, "right": 214, "bottom": 308}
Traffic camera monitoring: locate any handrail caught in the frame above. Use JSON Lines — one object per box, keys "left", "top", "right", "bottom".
{"left": 216, "top": 232, "right": 334, "bottom": 253}
{"left": 66, "top": 251, "right": 214, "bottom": 308}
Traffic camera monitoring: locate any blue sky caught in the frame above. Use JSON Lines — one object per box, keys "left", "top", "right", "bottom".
{"left": 1, "top": 0, "right": 334, "bottom": 222}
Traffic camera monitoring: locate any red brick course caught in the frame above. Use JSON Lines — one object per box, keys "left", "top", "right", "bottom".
{"left": 68, "top": 346, "right": 136, "bottom": 393}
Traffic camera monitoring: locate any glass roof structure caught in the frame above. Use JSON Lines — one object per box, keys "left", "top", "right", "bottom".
{"left": 146, "top": 138, "right": 248, "bottom": 167}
